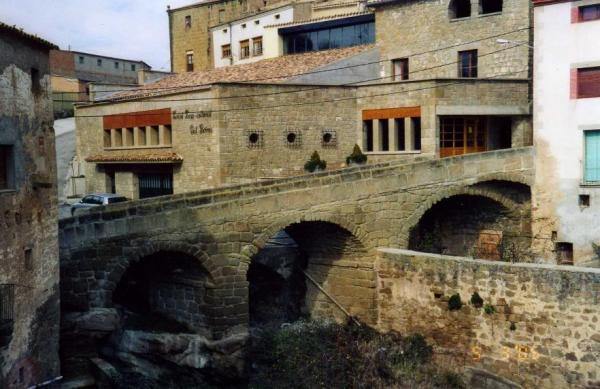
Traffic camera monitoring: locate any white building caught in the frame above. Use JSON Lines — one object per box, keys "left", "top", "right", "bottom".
{"left": 533, "top": 0, "right": 600, "bottom": 265}
{"left": 211, "top": 5, "right": 297, "bottom": 68}
{"left": 210, "top": 1, "right": 370, "bottom": 68}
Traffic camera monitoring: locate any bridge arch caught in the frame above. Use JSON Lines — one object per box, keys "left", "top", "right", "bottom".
{"left": 403, "top": 179, "right": 531, "bottom": 260}
{"left": 245, "top": 218, "right": 377, "bottom": 327}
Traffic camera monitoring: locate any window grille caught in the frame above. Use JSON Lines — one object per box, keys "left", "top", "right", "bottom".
{"left": 284, "top": 130, "right": 302, "bottom": 148}
{"left": 0, "top": 284, "right": 15, "bottom": 322}
{"left": 321, "top": 129, "right": 337, "bottom": 148}
{"left": 246, "top": 130, "right": 264, "bottom": 148}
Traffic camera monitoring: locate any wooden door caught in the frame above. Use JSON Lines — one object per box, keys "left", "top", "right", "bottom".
{"left": 440, "top": 117, "right": 487, "bottom": 157}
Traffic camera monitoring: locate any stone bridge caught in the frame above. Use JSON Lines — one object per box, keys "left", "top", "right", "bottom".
{"left": 59, "top": 147, "right": 536, "bottom": 383}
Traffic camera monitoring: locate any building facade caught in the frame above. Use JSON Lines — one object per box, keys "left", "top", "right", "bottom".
{"left": 0, "top": 23, "right": 60, "bottom": 387}
{"left": 168, "top": 0, "right": 367, "bottom": 72}
{"left": 532, "top": 0, "right": 600, "bottom": 265}
{"left": 363, "top": 0, "right": 532, "bottom": 160}
{"left": 50, "top": 49, "right": 151, "bottom": 117}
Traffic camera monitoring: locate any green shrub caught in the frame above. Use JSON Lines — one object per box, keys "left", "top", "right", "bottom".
{"left": 448, "top": 294, "right": 462, "bottom": 311}
{"left": 247, "top": 319, "right": 463, "bottom": 388}
{"left": 346, "top": 144, "right": 368, "bottom": 165}
{"left": 484, "top": 304, "right": 496, "bottom": 315}
{"left": 470, "top": 292, "right": 484, "bottom": 308}
{"left": 304, "top": 151, "right": 327, "bottom": 172}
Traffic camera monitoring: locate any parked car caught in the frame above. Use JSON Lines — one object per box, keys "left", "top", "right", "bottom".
{"left": 71, "top": 193, "right": 128, "bottom": 216}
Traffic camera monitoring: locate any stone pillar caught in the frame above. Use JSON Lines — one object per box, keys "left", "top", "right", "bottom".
{"left": 389, "top": 118, "right": 397, "bottom": 151}
{"left": 115, "top": 171, "right": 139, "bottom": 200}
{"left": 373, "top": 119, "right": 381, "bottom": 151}
{"left": 511, "top": 117, "right": 533, "bottom": 147}
{"left": 404, "top": 117, "right": 414, "bottom": 151}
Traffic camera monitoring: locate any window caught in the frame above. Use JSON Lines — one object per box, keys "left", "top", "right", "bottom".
{"left": 0, "top": 145, "right": 14, "bottom": 190}
{"left": 241, "top": 23, "right": 247, "bottom": 29}
{"left": 0, "top": 284, "right": 15, "bottom": 348}
{"left": 255, "top": 20, "right": 260, "bottom": 25}
{"left": 246, "top": 130, "right": 264, "bottom": 148}
{"left": 282, "top": 20, "right": 375, "bottom": 54}
{"left": 218, "top": 9, "right": 225, "bottom": 23}
{"left": 252, "top": 36, "right": 263, "bottom": 56}
{"left": 131, "top": 64, "right": 136, "bottom": 71}
{"left": 115, "top": 61, "right": 119, "bottom": 69}
{"left": 579, "top": 194, "right": 590, "bottom": 207}
{"left": 222, "top": 44, "right": 232, "bottom": 58}
{"left": 79, "top": 56, "right": 84, "bottom": 64}
{"left": 24, "top": 248, "right": 33, "bottom": 271}
{"left": 392, "top": 58, "right": 409, "bottom": 81}
{"left": 150, "top": 126, "right": 160, "bottom": 145}
{"left": 30, "top": 68, "right": 40, "bottom": 93}
{"left": 584, "top": 130, "right": 600, "bottom": 183}
{"left": 363, "top": 120, "right": 374, "bottom": 151}
{"left": 240, "top": 40, "right": 250, "bottom": 59}
{"left": 275, "top": 14, "right": 280, "bottom": 19}
{"left": 480, "top": 0, "right": 502, "bottom": 14}
{"left": 97, "top": 59, "right": 102, "bottom": 66}
{"left": 577, "top": 67, "right": 600, "bottom": 98}
{"left": 185, "top": 15, "right": 191, "bottom": 28}
{"left": 449, "top": 0, "right": 471, "bottom": 19}
{"left": 458, "top": 50, "right": 478, "bottom": 78}
{"left": 579, "top": 4, "right": 600, "bottom": 22}
{"left": 186, "top": 52, "right": 194, "bottom": 72}
{"left": 555, "top": 242, "right": 574, "bottom": 265}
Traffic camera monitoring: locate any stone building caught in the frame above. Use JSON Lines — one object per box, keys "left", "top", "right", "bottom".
{"left": 75, "top": 45, "right": 376, "bottom": 199}
{"left": 532, "top": 0, "right": 600, "bottom": 265}
{"left": 0, "top": 22, "right": 60, "bottom": 387}
{"left": 77, "top": 0, "right": 533, "bottom": 200}
{"left": 168, "top": 0, "right": 369, "bottom": 73}
{"left": 50, "top": 49, "right": 152, "bottom": 117}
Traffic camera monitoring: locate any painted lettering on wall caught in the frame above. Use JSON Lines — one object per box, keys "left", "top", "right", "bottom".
{"left": 172, "top": 110, "right": 212, "bottom": 120}
{"left": 189, "top": 124, "right": 212, "bottom": 135}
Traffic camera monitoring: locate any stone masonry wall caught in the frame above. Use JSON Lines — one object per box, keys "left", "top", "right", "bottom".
{"left": 0, "top": 34, "right": 60, "bottom": 387}
{"left": 376, "top": 248, "right": 600, "bottom": 388}
{"left": 59, "top": 147, "right": 533, "bottom": 340}
{"left": 374, "top": 0, "right": 531, "bottom": 81}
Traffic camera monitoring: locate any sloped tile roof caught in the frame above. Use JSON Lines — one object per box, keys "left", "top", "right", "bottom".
{"left": 86, "top": 152, "right": 184, "bottom": 163}
{"left": 0, "top": 22, "right": 58, "bottom": 49}
{"left": 105, "top": 44, "right": 374, "bottom": 102}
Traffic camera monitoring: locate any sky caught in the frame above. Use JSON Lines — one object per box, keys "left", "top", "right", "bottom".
{"left": 1, "top": 0, "right": 195, "bottom": 71}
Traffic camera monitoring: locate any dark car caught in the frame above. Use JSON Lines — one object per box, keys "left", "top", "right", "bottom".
{"left": 70, "top": 193, "right": 128, "bottom": 216}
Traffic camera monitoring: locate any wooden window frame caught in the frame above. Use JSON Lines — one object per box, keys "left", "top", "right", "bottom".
{"left": 252, "top": 36, "right": 263, "bottom": 57}
{"left": 458, "top": 50, "right": 478, "bottom": 78}
{"left": 392, "top": 58, "right": 409, "bottom": 81}
{"left": 186, "top": 52, "right": 194, "bottom": 72}
{"left": 222, "top": 44, "right": 232, "bottom": 59}
{"left": 240, "top": 40, "right": 250, "bottom": 59}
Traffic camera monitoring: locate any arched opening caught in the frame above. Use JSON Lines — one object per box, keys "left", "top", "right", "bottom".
{"left": 112, "top": 251, "right": 211, "bottom": 334}
{"left": 409, "top": 189, "right": 531, "bottom": 261}
{"left": 249, "top": 221, "right": 374, "bottom": 329}
{"left": 449, "top": 0, "right": 471, "bottom": 19}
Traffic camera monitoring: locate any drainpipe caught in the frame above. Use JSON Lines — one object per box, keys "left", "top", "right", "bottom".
{"left": 301, "top": 269, "right": 362, "bottom": 326}
{"left": 228, "top": 21, "right": 233, "bottom": 66}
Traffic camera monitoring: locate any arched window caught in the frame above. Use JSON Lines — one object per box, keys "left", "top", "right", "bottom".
{"left": 449, "top": 0, "right": 471, "bottom": 19}
{"left": 480, "top": 0, "right": 502, "bottom": 14}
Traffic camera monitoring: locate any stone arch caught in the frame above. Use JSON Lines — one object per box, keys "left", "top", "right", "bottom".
{"left": 248, "top": 214, "right": 369, "bottom": 257}
{"left": 400, "top": 178, "right": 531, "bottom": 246}
{"left": 103, "top": 240, "right": 215, "bottom": 307}
{"left": 245, "top": 217, "right": 377, "bottom": 326}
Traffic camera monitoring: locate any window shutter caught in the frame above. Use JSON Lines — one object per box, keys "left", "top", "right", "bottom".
{"left": 578, "top": 67, "right": 600, "bottom": 98}
{"left": 585, "top": 131, "right": 600, "bottom": 182}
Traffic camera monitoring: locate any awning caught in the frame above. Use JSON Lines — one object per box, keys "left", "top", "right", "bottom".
{"left": 85, "top": 152, "right": 183, "bottom": 164}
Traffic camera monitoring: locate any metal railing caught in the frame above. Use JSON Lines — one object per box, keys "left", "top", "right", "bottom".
{"left": 0, "top": 284, "right": 15, "bottom": 322}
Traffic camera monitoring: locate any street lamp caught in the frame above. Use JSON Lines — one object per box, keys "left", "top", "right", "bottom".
{"left": 496, "top": 38, "right": 534, "bottom": 49}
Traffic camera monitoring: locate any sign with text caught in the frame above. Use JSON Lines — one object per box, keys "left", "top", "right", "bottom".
{"left": 172, "top": 110, "right": 213, "bottom": 135}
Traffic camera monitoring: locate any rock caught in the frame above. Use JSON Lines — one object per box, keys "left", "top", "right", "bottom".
{"left": 63, "top": 308, "right": 120, "bottom": 333}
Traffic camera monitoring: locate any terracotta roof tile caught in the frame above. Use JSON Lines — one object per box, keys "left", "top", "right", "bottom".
{"left": 105, "top": 44, "right": 374, "bottom": 102}
{"left": 86, "top": 152, "right": 184, "bottom": 163}
{"left": 263, "top": 11, "right": 371, "bottom": 28}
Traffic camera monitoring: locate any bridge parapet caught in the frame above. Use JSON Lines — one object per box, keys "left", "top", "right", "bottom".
{"left": 59, "top": 147, "right": 533, "bottom": 248}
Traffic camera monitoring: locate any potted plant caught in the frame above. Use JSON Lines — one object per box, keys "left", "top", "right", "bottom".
{"left": 346, "top": 144, "right": 368, "bottom": 166}
{"left": 304, "top": 151, "right": 327, "bottom": 173}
